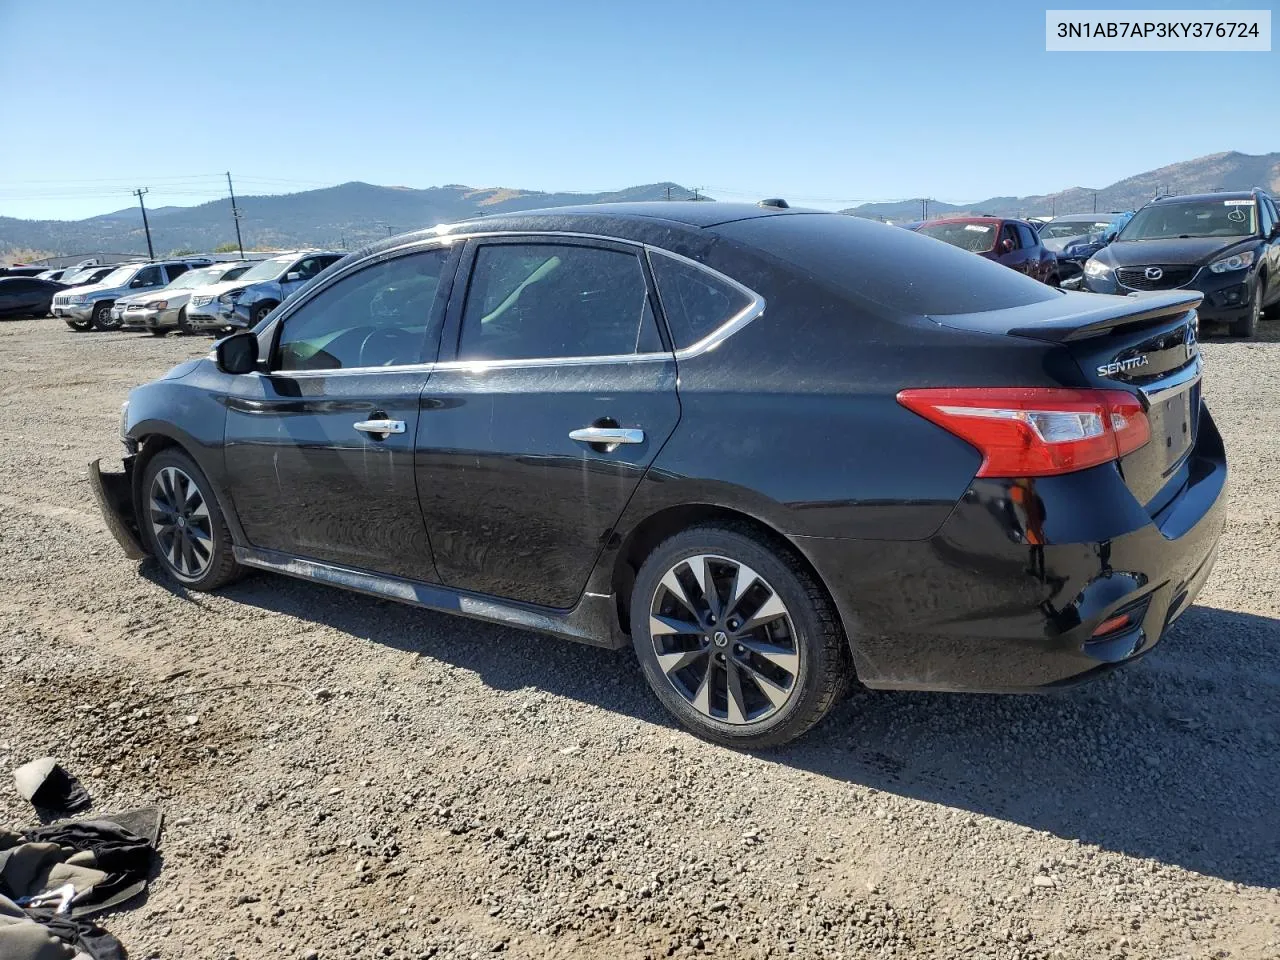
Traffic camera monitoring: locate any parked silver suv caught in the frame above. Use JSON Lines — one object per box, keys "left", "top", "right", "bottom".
{"left": 53, "top": 258, "right": 213, "bottom": 331}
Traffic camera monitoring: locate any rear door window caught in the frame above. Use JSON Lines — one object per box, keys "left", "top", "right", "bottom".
{"left": 458, "top": 242, "right": 663, "bottom": 361}
{"left": 165, "top": 263, "right": 191, "bottom": 282}
{"left": 648, "top": 251, "right": 753, "bottom": 350}
{"left": 1000, "top": 223, "right": 1020, "bottom": 250}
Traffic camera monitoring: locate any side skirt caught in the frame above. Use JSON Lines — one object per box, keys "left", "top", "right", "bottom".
{"left": 232, "top": 545, "right": 628, "bottom": 650}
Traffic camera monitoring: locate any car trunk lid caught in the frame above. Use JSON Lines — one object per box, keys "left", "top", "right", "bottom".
{"left": 934, "top": 290, "right": 1203, "bottom": 511}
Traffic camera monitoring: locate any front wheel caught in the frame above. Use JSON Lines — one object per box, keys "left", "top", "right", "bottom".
{"left": 251, "top": 303, "right": 276, "bottom": 326}
{"left": 139, "top": 448, "right": 242, "bottom": 591}
{"left": 91, "top": 301, "right": 119, "bottom": 331}
{"left": 149, "top": 327, "right": 169, "bottom": 337}
{"left": 64, "top": 317, "right": 93, "bottom": 332}
{"left": 631, "top": 524, "right": 850, "bottom": 748}
{"left": 176, "top": 307, "right": 194, "bottom": 335}
{"left": 1230, "top": 279, "right": 1262, "bottom": 337}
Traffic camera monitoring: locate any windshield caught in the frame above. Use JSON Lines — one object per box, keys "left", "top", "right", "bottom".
{"left": 1039, "top": 220, "right": 1113, "bottom": 240}
{"left": 916, "top": 221, "right": 997, "bottom": 253}
{"left": 237, "top": 257, "right": 292, "bottom": 282}
{"left": 1120, "top": 200, "right": 1257, "bottom": 240}
{"left": 166, "top": 267, "right": 221, "bottom": 290}
{"left": 97, "top": 266, "right": 138, "bottom": 287}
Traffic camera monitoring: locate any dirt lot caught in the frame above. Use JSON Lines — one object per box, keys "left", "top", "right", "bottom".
{"left": 1, "top": 315, "right": 1278, "bottom": 960}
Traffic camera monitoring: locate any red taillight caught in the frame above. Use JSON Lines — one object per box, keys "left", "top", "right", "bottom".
{"left": 896, "top": 387, "right": 1150, "bottom": 478}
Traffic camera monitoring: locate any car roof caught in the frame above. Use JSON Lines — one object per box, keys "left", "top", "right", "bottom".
{"left": 1151, "top": 191, "right": 1260, "bottom": 204}
{"left": 1050, "top": 213, "right": 1114, "bottom": 221}
{"left": 920, "top": 216, "right": 1003, "bottom": 225}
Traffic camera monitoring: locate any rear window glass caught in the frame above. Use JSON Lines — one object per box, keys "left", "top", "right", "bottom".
{"left": 714, "top": 213, "right": 1058, "bottom": 316}
{"left": 649, "top": 251, "right": 752, "bottom": 349}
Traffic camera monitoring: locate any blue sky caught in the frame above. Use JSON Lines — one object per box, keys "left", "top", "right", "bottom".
{"left": 0, "top": 0, "right": 1274, "bottom": 220}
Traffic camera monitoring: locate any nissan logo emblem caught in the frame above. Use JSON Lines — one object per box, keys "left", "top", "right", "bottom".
{"left": 1144, "top": 266, "right": 1163, "bottom": 281}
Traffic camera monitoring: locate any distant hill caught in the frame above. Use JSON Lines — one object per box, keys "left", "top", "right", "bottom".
{"left": 844, "top": 151, "right": 1280, "bottom": 222}
{"left": 0, "top": 182, "right": 702, "bottom": 256}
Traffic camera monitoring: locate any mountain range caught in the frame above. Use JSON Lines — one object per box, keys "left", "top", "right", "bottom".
{"left": 842, "top": 151, "right": 1280, "bottom": 222}
{"left": 2, "top": 151, "right": 1278, "bottom": 256}
{"left": 0, "top": 183, "right": 702, "bottom": 257}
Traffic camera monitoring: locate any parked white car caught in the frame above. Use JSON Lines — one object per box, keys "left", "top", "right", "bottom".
{"left": 116, "top": 262, "right": 254, "bottom": 336}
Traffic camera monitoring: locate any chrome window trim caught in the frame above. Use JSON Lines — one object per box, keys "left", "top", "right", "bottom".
{"left": 263, "top": 230, "right": 766, "bottom": 375}
{"left": 644, "top": 246, "right": 767, "bottom": 362}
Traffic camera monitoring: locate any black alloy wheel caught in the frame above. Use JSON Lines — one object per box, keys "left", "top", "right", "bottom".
{"left": 140, "top": 449, "right": 241, "bottom": 590}
{"left": 631, "top": 525, "right": 849, "bottom": 748}
{"left": 92, "top": 301, "right": 120, "bottom": 331}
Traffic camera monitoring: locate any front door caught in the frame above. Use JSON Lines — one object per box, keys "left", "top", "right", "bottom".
{"left": 416, "top": 237, "right": 681, "bottom": 609}
{"left": 222, "top": 246, "right": 456, "bottom": 581}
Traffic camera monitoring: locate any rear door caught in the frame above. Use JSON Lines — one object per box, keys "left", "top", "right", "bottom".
{"left": 414, "top": 236, "right": 681, "bottom": 609}
{"left": 223, "top": 245, "right": 457, "bottom": 581}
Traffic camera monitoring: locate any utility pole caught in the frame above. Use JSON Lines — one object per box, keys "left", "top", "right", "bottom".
{"left": 1050, "top": 195, "right": 1056, "bottom": 216}
{"left": 665, "top": 185, "right": 672, "bottom": 201}
{"left": 133, "top": 188, "right": 154, "bottom": 260}
{"left": 922, "top": 198, "right": 928, "bottom": 221}
{"left": 226, "top": 172, "right": 245, "bottom": 257}
{"left": 385, "top": 224, "right": 393, "bottom": 237}
{"left": 1092, "top": 191, "right": 1098, "bottom": 213}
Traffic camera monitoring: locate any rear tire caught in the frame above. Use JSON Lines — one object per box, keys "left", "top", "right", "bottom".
{"left": 630, "top": 524, "right": 850, "bottom": 748}
{"left": 139, "top": 448, "right": 242, "bottom": 591}
{"left": 1230, "top": 279, "right": 1261, "bottom": 338}
{"left": 91, "top": 301, "right": 119, "bottom": 331}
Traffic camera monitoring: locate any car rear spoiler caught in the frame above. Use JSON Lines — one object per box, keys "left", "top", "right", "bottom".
{"left": 936, "top": 290, "right": 1203, "bottom": 343}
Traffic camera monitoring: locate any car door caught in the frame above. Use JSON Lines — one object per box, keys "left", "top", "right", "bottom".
{"left": 222, "top": 244, "right": 458, "bottom": 581}
{"left": 414, "top": 236, "right": 682, "bottom": 609}
{"left": 1016, "top": 223, "right": 1046, "bottom": 281}
{"left": 1260, "top": 198, "right": 1280, "bottom": 306}
{"left": 0, "top": 279, "right": 39, "bottom": 315}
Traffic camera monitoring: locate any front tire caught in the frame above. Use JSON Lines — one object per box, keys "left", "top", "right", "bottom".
{"left": 251, "top": 302, "right": 276, "bottom": 326}
{"left": 149, "top": 327, "right": 168, "bottom": 337}
{"left": 64, "top": 317, "right": 93, "bottom": 332}
{"left": 91, "top": 301, "right": 119, "bottom": 331}
{"left": 176, "top": 307, "right": 193, "bottom": 335}
{"left": 139, "top": 448, "right": 241, "bottom": 591}
{"left": 631, "top": 524, "right": 850, "bottom": 748}
{"left": 1230, "top": 278, "right": 1262, "bottom": 337}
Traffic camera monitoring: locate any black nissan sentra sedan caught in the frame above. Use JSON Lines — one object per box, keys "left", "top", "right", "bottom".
{"left": 91, "top": 202, "right": 1226, "bottom": 747}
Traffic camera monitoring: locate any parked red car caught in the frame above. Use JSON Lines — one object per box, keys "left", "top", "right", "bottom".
{"left": 915, "top": 217, "right": 1060, "bottom": 285}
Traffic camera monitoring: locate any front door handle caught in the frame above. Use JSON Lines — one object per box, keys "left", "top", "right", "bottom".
{"left": 569, "top": 426, "right": 644, "bottom": 445}
{"left": 354, "top": 418, "right": 406, "bottom": 436}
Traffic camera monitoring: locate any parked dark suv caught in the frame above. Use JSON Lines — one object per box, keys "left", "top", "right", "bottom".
{"left": 916, "top": 217, "right": 1060, "bottom": 285}
{"left": 90, "top": 203, "right": 1225, "bottom": 747}
{"left": 1082, "top": 189, "right": 1280, "bottom": 337}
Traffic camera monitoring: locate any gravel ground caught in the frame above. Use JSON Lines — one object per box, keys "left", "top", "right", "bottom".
{"left": 0, "top": 315, "right": 1278, "bottom": 960}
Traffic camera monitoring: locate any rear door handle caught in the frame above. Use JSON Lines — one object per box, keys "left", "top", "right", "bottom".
{"left": 569, "top": 426, "right": 644, "bottom": 445}
{"left": 354, "top": 419, "right": 406, "bottom": 435}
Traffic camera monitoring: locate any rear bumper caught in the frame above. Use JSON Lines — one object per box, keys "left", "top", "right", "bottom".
{"left": 799, "top": 408, "right": 1228, "bottom": 692}
{"left": 88, "top": 458, "right": 146, "bottom": 560}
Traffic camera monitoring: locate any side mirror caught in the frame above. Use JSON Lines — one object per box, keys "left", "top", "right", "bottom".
{"left": 1270, "top": 223, "right": 1280, "bottom": 240}
{"left": 215, "top": 331, "right": 259, "bottom": 375}
{"left": 284, "top": 271, "right": 302, "bottom": 283}
{"left": 1000, "top": 238, "right": 1015, "bottom": 253}
{"left": 130, "top": 278, "right": 147, "bottom": 288}
{"left": 1104, "top": 231, "right": 1118, "bottom": 244}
